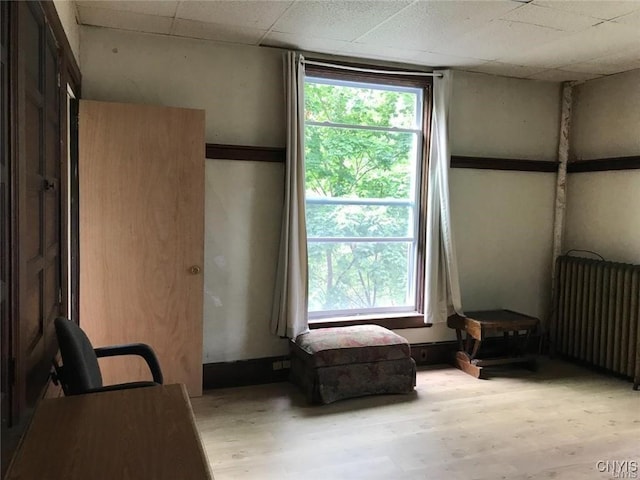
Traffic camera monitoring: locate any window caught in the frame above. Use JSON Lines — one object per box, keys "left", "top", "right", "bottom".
{"left": 304, "top": 66, "right": 431, "bottom": 322}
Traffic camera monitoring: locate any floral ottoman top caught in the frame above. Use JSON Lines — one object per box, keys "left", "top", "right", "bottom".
{"left": 293, "top": 325, "right": 411, "bottom": 368}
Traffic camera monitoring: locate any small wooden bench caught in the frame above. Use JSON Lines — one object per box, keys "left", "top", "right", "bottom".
{"left": 447, "top": 310, "right": 539, "bottom": 379}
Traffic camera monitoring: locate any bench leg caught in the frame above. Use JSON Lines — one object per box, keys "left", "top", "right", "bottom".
{"left": 455, "top": 328, "right": 464, "bottom": 351}
{"left": 454, "top": 351, "right": 484, "bottom": 379}
{"left": 469, "top": 339, "right": 481, "bottom": 360}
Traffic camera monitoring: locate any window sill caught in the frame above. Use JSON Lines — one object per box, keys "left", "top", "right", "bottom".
{"left": 309, "top": 313, "right": 432, "bottom": 330}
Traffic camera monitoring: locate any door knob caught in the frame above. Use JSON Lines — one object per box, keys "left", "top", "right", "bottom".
{"left": 43, "top": 179, "right": 56, "bottom": 191}
{"left": 189, "top": 265, "right": 201, "bottom": 275}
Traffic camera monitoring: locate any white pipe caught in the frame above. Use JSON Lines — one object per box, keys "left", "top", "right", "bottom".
{"left": 550, "top": 82, "right": 574, "bottom": 312}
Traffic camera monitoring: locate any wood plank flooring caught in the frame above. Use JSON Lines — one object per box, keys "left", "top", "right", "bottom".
{"left": 191, "top": 358, "right": 640, "bottom": 480}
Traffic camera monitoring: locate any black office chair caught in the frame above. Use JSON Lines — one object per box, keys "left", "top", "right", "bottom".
{"left": 53, "top": 317, "right": 164, "bottom": 396}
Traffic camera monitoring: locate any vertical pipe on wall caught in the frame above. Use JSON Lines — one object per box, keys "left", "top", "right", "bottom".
{"left": 548, "top": 82, "right": 573, "bottom": 344}
{"left": 551, "top": 83, "right": 574, "bottom": 289}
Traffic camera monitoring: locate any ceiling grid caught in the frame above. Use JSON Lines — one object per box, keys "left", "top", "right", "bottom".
{"left": 75, "top": 0, "right": 640, "bottom": 81}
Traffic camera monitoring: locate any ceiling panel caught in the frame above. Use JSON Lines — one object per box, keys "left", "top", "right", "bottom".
{"left": 175, "top": 1, "right": 293, "bottom": 30}
{"left": 532, "top": 0, "right": 639, "bottom": 20}
{"left": 613, "top": 9, "right": 640, "bottom": 26}
{"left": 77, "top": 5, "right": 173, "bottom": 35}
{"left": 567, "top": 49, "right": 640, "bottom": 75}
{"left": 498, "top": 21, "right": 640, "bottom": 68}
{"left": 500, "top": 3, "right": 599, "bottom": 31}
{"left": 408, "top": 51, "right": 488, "bottom": 69}
{"left": 440, "top": 19, "right": 571, "bottom": 60}
{"left": 270, "top": 1, "right": 411, "bottom": 41}
{"left": 527, "top": 69, "right": 603, "bottom": 82}
{"left": 76, "top": 0, "right": 179, "bottom": 17}
{"left": 172, "top": 18, "right": 266, "bottom": 45}
{"left": 466, "top": 61, "right": 547, "bottom": 78}
{"left": 74, "top": 0, "right": 640, "bottom": 82}
{"left": 341, "top": 43, "right": 426, "bottom": 64}
{"left": 357, "top": 1, "right": 522, "bottom": 51}
{"left": 261, "top": 31, "right": 352, "bottom": 54}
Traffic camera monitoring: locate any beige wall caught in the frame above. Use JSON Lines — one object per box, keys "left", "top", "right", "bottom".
{"left": 566, "top": 69, "right": 640, "bottom": 265}
{"left": 571, "top": 69, "right": 640, "bottom": 160}
{"left": 565, "top": 70, "right": 640, "bottom": 263}
{"left": 53, "top": 0, "right": 80, "bottom": 68}
{"left": 80, "top": 27, "right": 285, "bottom": 146}
{"left": 402, "top": 168, "right": 557, "bottom": 345}
{"left": 80, "top": 27, "right": 561, "bottom": 360}
{"left": 565, "top": 171, "right": 640, "bottom": 264}
{"left": 451, "top": 71, "right": 561, "bottom": 161}
{"left": 204, "top": 160, "right": 287, "bottom": 362}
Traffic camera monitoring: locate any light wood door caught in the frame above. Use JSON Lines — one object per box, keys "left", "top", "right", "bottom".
{"left": 79, "top": 100, "right": 204, "bottom": 396}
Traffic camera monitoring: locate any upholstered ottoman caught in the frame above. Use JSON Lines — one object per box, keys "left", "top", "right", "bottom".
{"left": 290, "top": 325, "right": 416, "bottom": 404}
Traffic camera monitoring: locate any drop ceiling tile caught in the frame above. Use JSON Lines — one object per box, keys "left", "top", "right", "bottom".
{"left": 410, "top": 51, "right": 488, "bottom": 69}
{"left": 439, "top": 19, "right": 570, "bottom": 60}
{"left": 613, "top": 9, "right": 640, "bottom": 26}
{"left": 562, "top": 62, "right": 629, "bottom": 76}
{"left": 271, "top": 1, "right": 411, "bottom": 41}
{"left": 527, "top": 68, "right": 603, "bottom": 82}
{"left": 498, "top": 21, "right": 640, "bottom": 68}
{"left": 341, "top": 43, "right": 424, "bottom": 64}
{"left": 357, "top": 1, "right": 521, "bottom": 51}
{"left": 172, "top": 19, "right": 266, "bottom": 45}
{"left": 176, "top": 1, "right": 294, "bottom": 30}
{"left": 77, "top": 5, "right": 173, "bottom": 34}
{"left": 500, "top": 3, "right": 599, "bottom": 31}
{"left": 566, "top": 49, "right": 640, "bottom": 75}
{"left": 76, "top": 1, "right": 179, "bottom": 17}
{"left": 465, "top": 61, "right": 547, "bottom": 78}
{"left": 261, "top": 31, "right": 352, "bottom": 54}
{"left": 532, "top": 0, "right": 640, "bottom": 20}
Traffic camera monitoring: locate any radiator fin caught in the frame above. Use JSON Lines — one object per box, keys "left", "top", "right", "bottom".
{"left": 553, "top": 255, "right": 640, "bottom": 389}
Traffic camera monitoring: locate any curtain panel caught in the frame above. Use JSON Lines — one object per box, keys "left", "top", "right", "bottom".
{"left": 271, "top": 52, "right": 309, "bottom": 339}
{"left": 424, "top": 70, "right": 464, "bottom": 323}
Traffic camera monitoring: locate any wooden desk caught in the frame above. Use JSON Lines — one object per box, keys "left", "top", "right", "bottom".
{"left": 447, "top": 310, "right": 539, "bottom": 379}
{"left": 5, "top": 384, "right": 213, "bottom": 480}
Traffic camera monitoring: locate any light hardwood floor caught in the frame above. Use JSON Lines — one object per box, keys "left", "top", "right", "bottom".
{"left": 191, "top": 358, "right": 640, "bottom": 480}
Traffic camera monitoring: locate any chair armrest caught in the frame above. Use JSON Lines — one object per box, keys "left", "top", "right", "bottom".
{"left": 94, "top": 343, "right": 163, "bottom": 384}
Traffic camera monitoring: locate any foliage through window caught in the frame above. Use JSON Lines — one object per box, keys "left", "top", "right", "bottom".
{"left": 305, "top": 70, "right": 427, "bottom": 319}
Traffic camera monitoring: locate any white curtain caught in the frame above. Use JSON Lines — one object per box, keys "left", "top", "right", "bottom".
{"left": 271, "top": 52, "right": 309, "bottom": 339}
{"left": 425, "top": 70, "right": 464, "bottom": 323}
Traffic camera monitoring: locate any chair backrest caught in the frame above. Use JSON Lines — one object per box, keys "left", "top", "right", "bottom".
{"left": 54, "top": 317, "right": 103, "bottom": 394}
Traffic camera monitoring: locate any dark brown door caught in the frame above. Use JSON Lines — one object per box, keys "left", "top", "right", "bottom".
{"left": 1, "top": 0, "right": 13, "bottom": 431}
{"left": 16, "top": 1, "right": 61, "bottom": 411}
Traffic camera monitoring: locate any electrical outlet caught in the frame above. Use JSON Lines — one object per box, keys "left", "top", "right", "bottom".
{"left": 281, "top": 360, "right": 291, "bottom": 369}
{"left": 272, "top": 361, "right": 283, "bottom": 370}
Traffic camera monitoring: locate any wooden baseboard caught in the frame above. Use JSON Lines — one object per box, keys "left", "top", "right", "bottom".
{"left": 202, "top": 336, "right": 543, "bottom": 390}
{"left": 202, "top": 355, "right": 291, "bottom": 390}
{"left": 201, "top": 343, "right": 457, "bottom": 390}
{"left": 410, "top": 341, "right": 456, "bottom": 366}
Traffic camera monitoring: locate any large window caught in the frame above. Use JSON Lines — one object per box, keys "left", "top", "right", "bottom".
{"left": 305, "top": 68, "right": 430, "bottom": 321}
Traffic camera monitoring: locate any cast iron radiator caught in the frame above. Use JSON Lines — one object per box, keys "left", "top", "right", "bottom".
{"left": 552, "top": 255, "right": 640, "bottom": 390}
